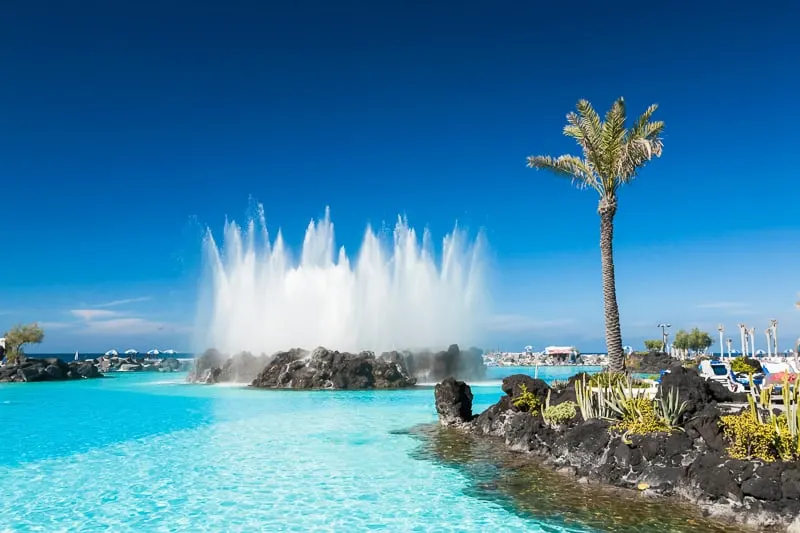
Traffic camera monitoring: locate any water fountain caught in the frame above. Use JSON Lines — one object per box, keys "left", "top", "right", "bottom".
{"left": 194, "top": 206, "right": 488, "bottom": 358}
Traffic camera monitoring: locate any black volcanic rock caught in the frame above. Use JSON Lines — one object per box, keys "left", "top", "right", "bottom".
{"left": 501, "top": 374, "right": 550, "bottom": 410}
{"left": 626, "top": 351, "right": 675, "bottom": 373}
{"left": 0, "top": 358, "right": 102, "bottom": 383}
{"left": 188, "top": 349, "right": 269, "bottom": 384}
{"left": 251, "top": 347, "right": 416, "bottom": 389}
{"left": 433, "top": 370, "right": 800, "bottom": 531}
{"left": 401, "top": 344, "right": 485, "bottom": 382}
{"left": 189, "top": 343, "right": 484, "bottom": 386}
{"left": 434, "top": 377, "right": 473, "bottom": 426}
{"left": 660, "top": 364, "right": 746, "bottom": 422}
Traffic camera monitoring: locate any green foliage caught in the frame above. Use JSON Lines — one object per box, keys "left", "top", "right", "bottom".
{"left": 542, "top": 400, "right": 578, "bottom": 427}
{"left": 575, "top": 374, "right": 685, "bottom": 437}
{"left": 656, "top": 388, "right": 689, "bottom": 428}
{"left": 588, "top": 371, "right": 649, "bottom": 389}
{"left": 720, "top": 406, "right": 782, "bottom": 462}
{"left": 609, "top": 386, "right": 686, "bottom": 436}
{"left": 614, "top": 397, "right": 670, "bottom": 435}
{"left": 673, "top": 328, "right": 714, "bottom": 353}
{"left": 719, "top": 379, "right": 800, "bottom": 462}
{"left": 574, "top": 374, "right": 619, "bottom": 421}
{"left": 731, "top": 356, "right": 759, "bottom": 375}
{"left": 549, "top": 379, "right": 570, "bottom": 391}
{"left": 512, "top": 383, "right": 541, "bottom": 414}
{"left": 643, "top": 339, "right": 663, "bottom": 352}
{"left": 3, "top": 323, "right": 45, "bottom": 364}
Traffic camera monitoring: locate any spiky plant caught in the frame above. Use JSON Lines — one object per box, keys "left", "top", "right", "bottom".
{"left": 527, "top": 98, "right": 665, "bottom": 373}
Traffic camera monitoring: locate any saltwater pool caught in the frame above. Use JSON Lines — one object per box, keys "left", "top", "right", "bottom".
{"left": 0, "top": 366, "right": 733, "bottom": 532}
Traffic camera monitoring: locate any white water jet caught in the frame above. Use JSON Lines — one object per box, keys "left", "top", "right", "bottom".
{"left": 195, "top": 206, "right": 488, "bottom": 356}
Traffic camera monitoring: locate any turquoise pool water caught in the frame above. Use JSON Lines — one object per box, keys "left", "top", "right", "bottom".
{"left": 0, "top": 366, "right": 730, "bottom": 532}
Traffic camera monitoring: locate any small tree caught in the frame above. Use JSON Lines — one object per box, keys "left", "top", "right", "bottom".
{"left": 673, "top": 327, "right": 713, "bottom": 357}
{"left": 643, "top": 339, "right": 663, "bottom": 352}
{"left": 688, "top": 328, "right": 713, "bottom": 354}
{"left": 4, "top": 323, "right": 45, "bottom": 364}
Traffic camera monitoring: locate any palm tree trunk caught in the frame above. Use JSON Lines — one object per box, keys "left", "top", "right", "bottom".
{"left": 598, "top": 199, "right": 625, "bottom": 373}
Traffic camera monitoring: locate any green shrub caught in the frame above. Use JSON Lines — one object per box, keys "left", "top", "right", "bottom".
{"left": 730, "top": 356, "right": 760, "bottom": 375}
{"left": 542, "top": 401, "right": 577, "bottom": 427}
{"left": 720, "top": 410, "right": 781, "bottom": 461}
{"left": 588, "top": 371, "right": 649, "bottom": 389}
{"left": 549, "top": 379, "right": 569, "bottom": 391}
{"left": 614, "top": 397, "right": 671, "bottom": 435}
{"left": 512, "top": 383, "right": 541, "bottom": 413}
{"left": 719, "top": 384, "right": 800, "bottom": 462}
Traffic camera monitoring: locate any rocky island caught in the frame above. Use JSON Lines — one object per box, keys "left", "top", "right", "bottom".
{"left": 435, "top": 366, "right": 800, "bottom": 531}
{"left": 188, "top": 344, "right": 484, "bottom": 389}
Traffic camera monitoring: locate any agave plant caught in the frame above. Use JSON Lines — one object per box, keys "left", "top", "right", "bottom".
{"left": 655, "top": 387, "right": 688, "bottom": 429}
{"left": 604, "top": 382, "right": 648, "bottom": 421}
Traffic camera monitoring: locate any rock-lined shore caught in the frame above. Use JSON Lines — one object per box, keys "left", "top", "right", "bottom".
{"left": 188, "top": 344, "right": 484, "bottom": 389}
{"left": 0, "top": 358, "right": 102, "bottom": 382}
{"left": 0, "top": 356, "right": 189, "bottom": 383}
{"left": 434, "top": 367, "right": 800, "bottom": 532}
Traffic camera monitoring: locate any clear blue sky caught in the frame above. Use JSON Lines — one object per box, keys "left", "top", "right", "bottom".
{"left": 1, "top": 0, "right": 798, "bottom": 353}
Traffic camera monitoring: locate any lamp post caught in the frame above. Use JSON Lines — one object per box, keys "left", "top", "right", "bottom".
{"left": 717, "top": 324, "right": 724, "bottom": 359}
{"left": 727, "top": 338, "right": 733, "bottom": 358}
{"left": 658, "top": 323, "right": 671, "bottom": 353}
{"left": 748, "top": 327, "right": 756, "bottom": 357}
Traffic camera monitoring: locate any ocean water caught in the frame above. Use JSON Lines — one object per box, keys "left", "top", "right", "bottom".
{"left": 0, "top": 366, "right": 736, "bottom": 532}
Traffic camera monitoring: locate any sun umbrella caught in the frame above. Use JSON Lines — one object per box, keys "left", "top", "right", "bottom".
{"left": 124, "top": 349, "right": 138, "bottom": 355}
{"left": 105, "top": 349, "right": 118, "bottom": 357}
{"left": 765, "top": 371, "right": 798, "bottom": 385}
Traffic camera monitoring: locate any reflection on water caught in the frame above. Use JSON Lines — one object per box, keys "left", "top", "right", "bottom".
{"left": 407, "top": 424, "right": 751, "bottom": 533}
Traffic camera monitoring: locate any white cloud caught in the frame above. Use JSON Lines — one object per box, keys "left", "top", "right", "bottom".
{"left": 94, "top": 296, "right": 152, "bottom": 308}
{"left": 486, "top": 314, "right": 576, "bottom": 333}
{"left": 83, "top": 318, "right": 192, "bottom": 336}
{"left": 70, "top": 309, "right": 119, "bottom": 321}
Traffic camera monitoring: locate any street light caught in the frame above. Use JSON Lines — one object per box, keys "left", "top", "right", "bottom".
{"left": 658, "top": 323, "right": 671, "bottom": 353}
{"left": 717, "top": 324, "right": 724, "bottom": 359}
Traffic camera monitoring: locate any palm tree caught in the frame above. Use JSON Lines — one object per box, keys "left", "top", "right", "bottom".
{"left": 527, "top": 98, "right": 664, "bottom": 373}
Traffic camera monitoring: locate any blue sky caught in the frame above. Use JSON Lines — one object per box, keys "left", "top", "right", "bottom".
{"left": 1, "top": 1, "right": 798, "bottom": 353}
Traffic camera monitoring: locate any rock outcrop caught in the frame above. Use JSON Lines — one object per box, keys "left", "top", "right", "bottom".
{"left": 189, "top": 343, "right": 482, "bottom": 386}
{"left": 434, "top": 371, "right": 800, "bottom": 531}
{"left": 402, "top": 344, "right": 486, "bottom": 382}
{"left": 625, "top": 351, "right": 675, "bottom": 373}
{"left": 251, "top": 347, "right": 416, "bottom": 389}
{"left": 0, "top": 358, "right": 103, "bottom": 383}
{"left": 434, "top": 377, "right": 474, "bottom": 426}
{"left": 187, "top": 349, "right": 270, "bottom": 384}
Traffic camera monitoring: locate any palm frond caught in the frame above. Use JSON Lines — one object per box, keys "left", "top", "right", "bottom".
{"left": 564, "top": 113, "right": 604, "bottom": 173}
{"left": 600, "top": 98, "right": 628, "bottom": 193}
{"left": 526, "top": 154, "right": 600, "bottom": 191}
{"left": 526, "top": 98, "right": 665, "bottom": 200}
{"left": 575, "top": 100, "right": 603, "bottom": 144}
{"left": 619, "top": 104, "right": 665, "bottom": 184}
{"left": 628, "top": 104, "right": 659, "bottom": 140}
